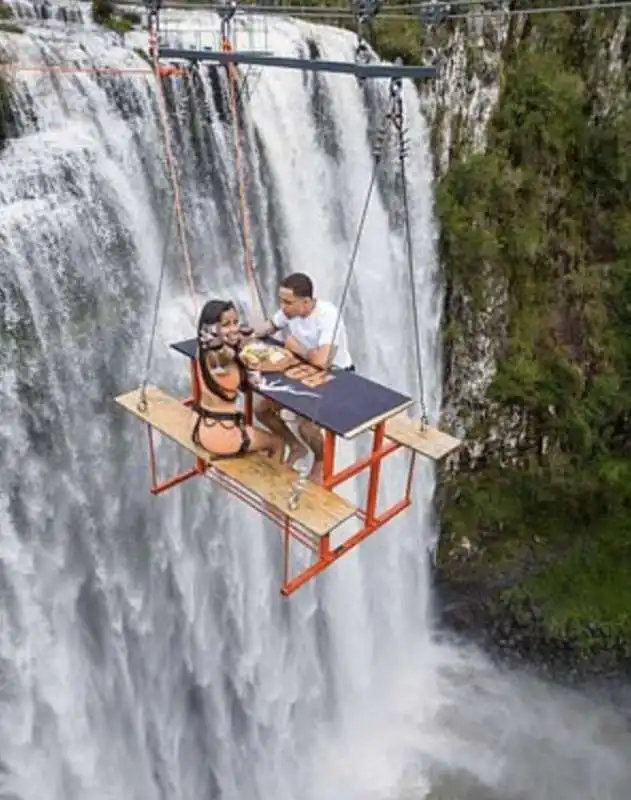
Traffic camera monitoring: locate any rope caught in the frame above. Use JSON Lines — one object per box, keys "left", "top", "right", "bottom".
{"left": 0, "top": 64, "right": 184, "bottom": 75}
{"left": 390, "top": 77, "right": 428, "bottom": 428}
{"left": 306, "top": 78, "right": 427, "bottom": 439}
{"left": 222, "top": 23, "right": 268, "bottom": 321}
{"left": 321, "top": 91, "right": 398, "bottom": 375}
{"left": 138, "top": 198, "right": 177, "bottom": 412}
{"left": 300, "top": 83, "right": 399, "bottom": 441}
{"left": 148, "top": 18, "right": 200, "bottom": 322}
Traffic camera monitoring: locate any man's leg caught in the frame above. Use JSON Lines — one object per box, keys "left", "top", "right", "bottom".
{"left": 254, "top": 395, "right": 307, "bottom": 467}
{"left": 297, "top": 419, "right": 324, "bottom": 484}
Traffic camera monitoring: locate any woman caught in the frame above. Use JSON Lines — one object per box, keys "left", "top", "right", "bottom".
{"left": 191, "top": 299, "right": 284, "bottom": 462}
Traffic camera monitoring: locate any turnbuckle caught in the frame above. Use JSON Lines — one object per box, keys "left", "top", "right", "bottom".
{"left": 389, "top": 72, "right": 404, "bottom": 131}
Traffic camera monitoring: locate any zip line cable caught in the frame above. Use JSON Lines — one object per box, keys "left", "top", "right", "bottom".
{"left": 112, "top": 0, "right": 631, "bottom": 16}
{"left": 3, "top": 0, "right": 629, "bottom": 76}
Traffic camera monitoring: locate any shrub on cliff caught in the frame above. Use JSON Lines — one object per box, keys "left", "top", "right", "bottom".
{"left": 436, "top": 11, "right": 631, "bottom": 661}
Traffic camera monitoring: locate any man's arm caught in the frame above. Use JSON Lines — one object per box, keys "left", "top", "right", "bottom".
{"left": 305, "top": 309, "right": 338, "bottom": 369}
{"left": 281, "top": 334, "right": 334, "bottom": 367}
{"left": 255, "top": 309, "right": 286, "bottom": 338}
{"left": 308, "top": 342, "right": 337, "bottom": 369}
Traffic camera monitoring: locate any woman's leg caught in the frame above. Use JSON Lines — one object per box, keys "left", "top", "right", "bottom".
{"left": 246, "top": 425, "right": 284, "bottom": 463}
{"left": 254, "top": 395, "right": 306, "bottom": 466}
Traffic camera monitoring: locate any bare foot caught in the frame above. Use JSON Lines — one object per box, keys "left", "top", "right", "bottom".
{"left": 286, "top": 442, "right": 308, "bottom": 468}
{"left": 308, "top": 459, "right": 324, "bottom": 485}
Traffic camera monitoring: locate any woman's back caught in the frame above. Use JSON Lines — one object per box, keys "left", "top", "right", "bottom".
{"left": 197, "top": 353, "right": 243, "bottom": 412}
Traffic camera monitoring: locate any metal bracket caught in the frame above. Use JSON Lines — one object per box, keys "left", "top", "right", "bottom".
{"left": 389, "top": 70, "right": 403, "bottom": 130}
{"left": 219, "top": 0, "right": 238, "bottom": 42}
{"left": 352, "top": 0, "right": 381, "bottom": 22}
{"left": 144, "top": 0, "right": 163, "bottom": 52}
{"left": 137, "top": 386, "right": 149, "bottom": 413}
{"left": 353, "top": 0, "right": 382, "bottom": 73}
{"left": 418, "top": 1, "right": 450, "bottom": 26}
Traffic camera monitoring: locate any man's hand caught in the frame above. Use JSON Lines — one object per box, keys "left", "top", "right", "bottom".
{"left": 253, "top": 321, "right": 274, "bottom": 338}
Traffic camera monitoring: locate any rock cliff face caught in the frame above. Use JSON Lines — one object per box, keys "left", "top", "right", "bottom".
{"left": 419, "top": 9, "right": 631, "bottom": 681}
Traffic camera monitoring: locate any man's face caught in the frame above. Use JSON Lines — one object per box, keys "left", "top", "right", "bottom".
{"left": 279, "top": 287, "right": 309, "bottom": 319}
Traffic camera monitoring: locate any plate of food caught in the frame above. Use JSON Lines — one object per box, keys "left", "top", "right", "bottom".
{"left": 239, "top": 340, "right": 299, "bottom": 373}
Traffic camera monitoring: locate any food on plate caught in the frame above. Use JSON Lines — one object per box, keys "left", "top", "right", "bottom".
{"left": 239, "top": 340, "right": 293, "bottom": 369}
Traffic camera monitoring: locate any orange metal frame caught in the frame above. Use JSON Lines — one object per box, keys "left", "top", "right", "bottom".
{"left": 143, "top": 359, "right": 417, "bottom": 596}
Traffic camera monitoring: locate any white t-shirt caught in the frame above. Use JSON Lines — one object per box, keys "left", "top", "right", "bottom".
{"left": 271, "top": 299, "right": 353, "bottom": 369}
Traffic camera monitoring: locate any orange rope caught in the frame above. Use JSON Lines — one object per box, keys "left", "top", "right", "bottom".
{"left": 222, "top": 36, "right": 264, "bottom": 321}
{"left": 3, "top": 50, "right": 196, "bottom": 321}
{"left": 148, "top": 27, "right": 200, "bottom": 322}
{"left": 0, "top": 62, "right": 184, "bottom": 76}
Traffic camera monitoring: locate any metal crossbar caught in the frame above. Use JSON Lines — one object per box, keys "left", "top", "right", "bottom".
{"left": 158, "top": 47, "right": 437, "bottom": 78}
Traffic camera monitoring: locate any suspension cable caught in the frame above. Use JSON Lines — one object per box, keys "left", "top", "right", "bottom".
{"left": 147, "top": 0, "right": 200, "bottom": 323}
{"left": 390, "top": 76, "right": 428, "bottom": 428}
{"left": 284, "top": 85, "right": 399, "bottom": 508}
{"left": 220, "top": 1, "right": 268, "bottom": 321}
{"left": 137, "top": 198, "right": 177, "bottom": 412}
{"left": 319, "top": 96, "right": 402, "bottom": 382}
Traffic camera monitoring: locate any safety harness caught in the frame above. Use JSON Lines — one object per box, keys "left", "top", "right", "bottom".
{"left": 191, "top": 325, "right": 253, "bottom": 457}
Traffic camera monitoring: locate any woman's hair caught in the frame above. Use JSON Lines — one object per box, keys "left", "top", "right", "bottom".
{"left": 197, "top": 299, "right": 237, "bottom": 337}
{"left": 197, "top": 298, "right": 237, "bottom": 370}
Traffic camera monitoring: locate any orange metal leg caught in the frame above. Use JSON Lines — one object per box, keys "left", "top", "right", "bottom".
{"left": 322, "top": 430, "right": 336, "bottom": 486}
{"left": 280, "top": 423, "right": 419, "bottom": 596}
{"left": 145, "top": 359, "right": 206, "bottom": 495}
{"left": 146, "top": 422, "right": 204, "bottom": 495}
{"left": 366, "top": 422, "right": 386, "bottom": 525}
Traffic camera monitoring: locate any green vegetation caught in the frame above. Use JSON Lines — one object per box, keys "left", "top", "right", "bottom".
{"left": 435, "top": 11, "right": 631, "bottom": 659}
{"left": 0, "top": 0, "right": 20, "bottom": 30}
{"left": 91, "top": 0, "right": 140, "bottom": 34}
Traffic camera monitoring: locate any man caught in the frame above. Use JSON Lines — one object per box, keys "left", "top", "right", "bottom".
{"left": 254, "top": 272, "right": 354, "bottom": 484}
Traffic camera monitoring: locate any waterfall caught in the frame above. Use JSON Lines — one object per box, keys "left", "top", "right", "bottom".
{"left": 0, "top": 8, "right": 441, "bottom": 799}
{"left": 3, "top": 5, "right": 631, "bottom": 800}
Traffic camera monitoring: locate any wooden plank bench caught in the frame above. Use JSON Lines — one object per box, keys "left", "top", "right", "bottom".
{"left": 114, "top": 385, "right": 358, "bottom": 537}
{"left": 383, "top": 412, "right": 462, "bottom": 461}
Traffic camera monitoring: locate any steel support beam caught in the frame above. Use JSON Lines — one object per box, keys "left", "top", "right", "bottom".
{"left": 158, "top": 47, "right": 437, "bottom": 79}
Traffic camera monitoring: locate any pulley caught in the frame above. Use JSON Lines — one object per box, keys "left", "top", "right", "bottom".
{"left": 418, "top": 1, "right": 449, "bottom": 26}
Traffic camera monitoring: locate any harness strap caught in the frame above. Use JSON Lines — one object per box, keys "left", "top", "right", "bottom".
{"left": 191, "top": 405, "right": 251, "bottom": 459}
{"left": 198, "top": 350, "right": 239, "bottom": 403}
{"left": 198, "top": 349, "right": 250, "bottom": 400}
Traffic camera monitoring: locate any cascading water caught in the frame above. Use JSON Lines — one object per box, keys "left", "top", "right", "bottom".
{"left": 1, "top": 6, "right": 631, "bottom": 800}
{"left": 0, "top": 8, "right": 440, "bottom": 798}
